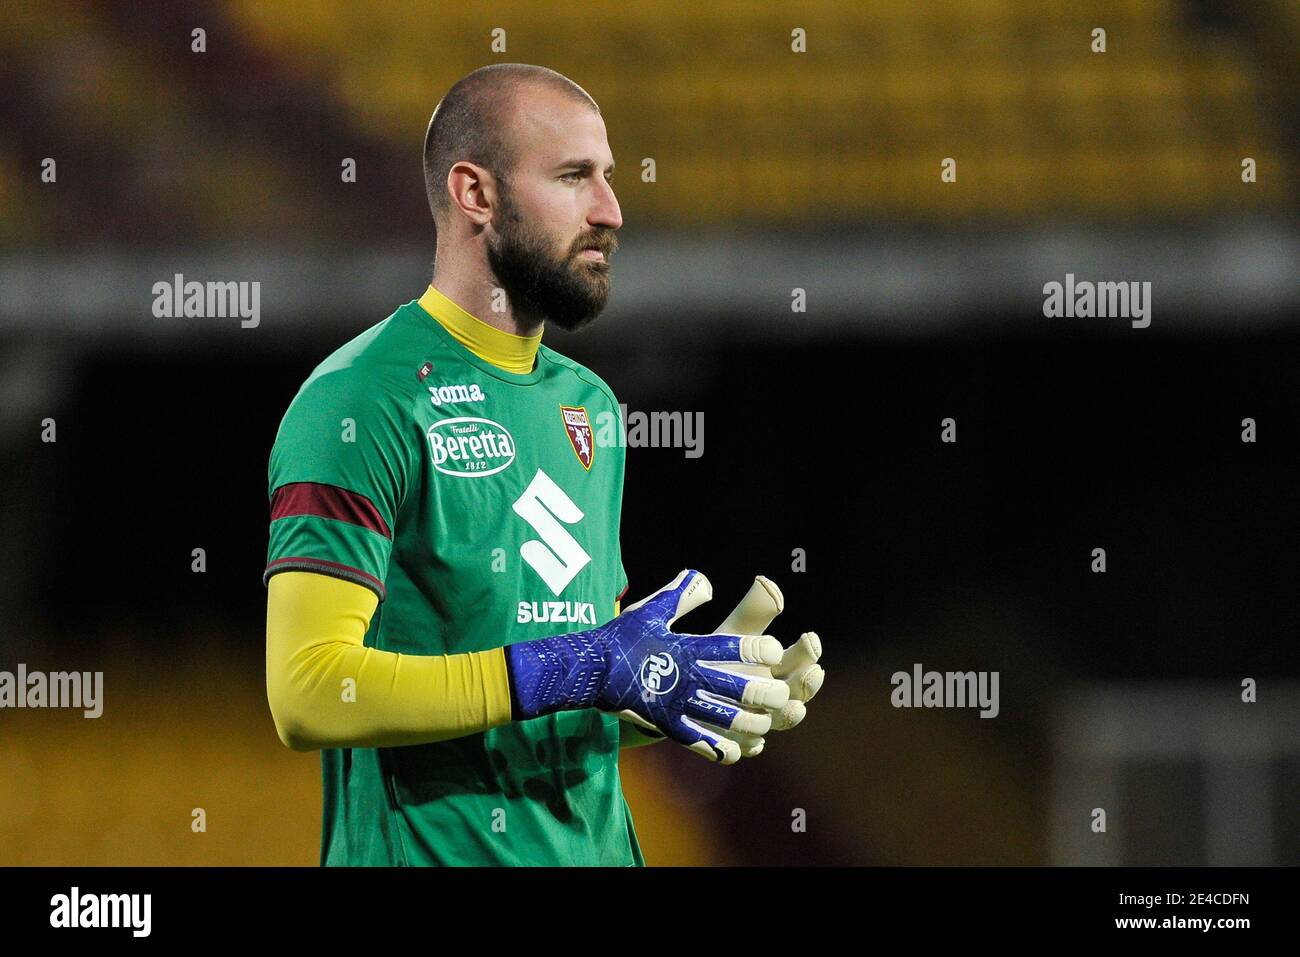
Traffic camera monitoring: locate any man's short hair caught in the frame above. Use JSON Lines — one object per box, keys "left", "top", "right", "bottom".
{"left": 423, "top": 64, "right": 599, "bottom": 228}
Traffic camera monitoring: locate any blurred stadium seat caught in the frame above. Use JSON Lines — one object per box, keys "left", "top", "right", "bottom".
{"left": 1, "top": 0, "right": 1292, "bottom": 251}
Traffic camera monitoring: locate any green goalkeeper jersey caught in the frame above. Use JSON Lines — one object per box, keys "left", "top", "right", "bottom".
{"left": 264, "top": 289, "right": 641, "bottom": 866}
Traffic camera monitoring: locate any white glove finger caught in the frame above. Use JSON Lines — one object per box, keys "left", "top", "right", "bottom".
{"left": 724, "top": 704, "right": 772, "bottom": 737}
{"left": 700, "top": 661, "right": 790, "bottom": 709}
{"left": 793, "top": 662, "right": 825, "bottom": 703}
{"left": 686, "top": 692, "right": 773, "bottom": 736}
{"left": 666, "top": 569, "right": 713, "bottom": 623}
{"left": 769, "top": 698, "right": 807, "bottom": 731}
{"left": 742, "top": 674, "right": 790, "bottom": 710}
{"left": 616, "top": 708, "right": 663, "bottom": 736}
{"left": 617, "top": 708, "right": 764, "bottom": 756}
{"left": 736, "top": 634, "right": 784, "bottom": 667}
{"left": 773, "top": 631, "right": 822, "bottom": 680}
{"left": 678, "top": 716, "right": 742, "bottom": 765}
{"left": 622, "top": 568, "right": 713, "bottom": 620}
{"left": 716, "top": 575, "right": 784, "bottom": 635}
{"left": 774, "top": 633, "right": 824, "bottom": 705}
{"left": 711, "top": 724, "right": 766, "bottom": 758}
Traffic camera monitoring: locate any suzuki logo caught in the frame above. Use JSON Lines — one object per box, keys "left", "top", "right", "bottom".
{"left": 512, "top": 468, "right": 591, "bottom": 596}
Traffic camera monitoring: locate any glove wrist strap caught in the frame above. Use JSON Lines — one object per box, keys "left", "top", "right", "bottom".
{"left": 505, "top": 630, "right": 609, "bottom": 720}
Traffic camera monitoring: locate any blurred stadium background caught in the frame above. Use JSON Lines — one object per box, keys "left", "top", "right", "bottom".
{"left": 1, "top": 0, "right": 1296, "bottom": 865}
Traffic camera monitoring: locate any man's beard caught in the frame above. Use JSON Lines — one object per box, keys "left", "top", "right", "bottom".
{"left": 486, "top": 191, "right": 616, "bottom": 332}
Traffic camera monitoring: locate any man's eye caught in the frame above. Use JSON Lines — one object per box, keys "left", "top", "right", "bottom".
{"left": 560, "top": 172, "right": 582, "bottom": 183}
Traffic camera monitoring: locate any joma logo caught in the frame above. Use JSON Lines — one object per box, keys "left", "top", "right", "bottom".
{"left": 429, "top": 383, "right": 486, "bottom": 406}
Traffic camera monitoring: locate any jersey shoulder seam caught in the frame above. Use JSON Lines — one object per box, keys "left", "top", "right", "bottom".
{"left": 538, "top": 345, "right": 620, "bottom": 414}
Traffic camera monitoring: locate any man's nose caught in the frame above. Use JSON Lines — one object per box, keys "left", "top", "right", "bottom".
{"left": 589, "top": 176, "right": 622, "bottom": 230}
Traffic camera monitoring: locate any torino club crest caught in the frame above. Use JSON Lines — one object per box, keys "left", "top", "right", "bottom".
{"left": 560, "top": 405, "right": 594, "bottom": 470}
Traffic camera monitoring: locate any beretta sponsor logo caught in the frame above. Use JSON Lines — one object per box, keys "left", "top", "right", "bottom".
{"left": 427, "top": 417, "right": 516, "bottom": 477}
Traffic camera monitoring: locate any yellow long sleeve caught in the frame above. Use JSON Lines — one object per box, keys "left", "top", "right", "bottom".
{"left": 265, "top": 571, "right": 513, "bottom": 750}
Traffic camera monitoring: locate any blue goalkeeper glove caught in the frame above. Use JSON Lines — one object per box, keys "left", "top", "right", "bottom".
{"left": 504, "top": 569, "right": 789, "bottom": 764}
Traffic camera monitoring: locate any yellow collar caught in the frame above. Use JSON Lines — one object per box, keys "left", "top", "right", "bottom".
{"left": 417, "top": 284, "right": 542, "bottom": 374}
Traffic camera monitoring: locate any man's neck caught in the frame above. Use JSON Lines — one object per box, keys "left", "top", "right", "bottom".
{"left": 430, "top": 272, "right": 544, "bottom": 338}
{"left": 417, "top": 284, "right": 542, "bottom": 375}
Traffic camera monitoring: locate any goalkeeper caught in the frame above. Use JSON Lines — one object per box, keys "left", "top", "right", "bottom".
{"left": 264, "top": 64, "right": 824, "bottom": 866}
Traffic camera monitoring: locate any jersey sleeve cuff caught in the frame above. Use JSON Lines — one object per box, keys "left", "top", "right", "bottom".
{"left": 263, "top": 557, "right": 387, "bottom": 602}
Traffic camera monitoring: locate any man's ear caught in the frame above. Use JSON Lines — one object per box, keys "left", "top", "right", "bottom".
{"left": 446, "top": 160, "right": 494, "bottom": 226}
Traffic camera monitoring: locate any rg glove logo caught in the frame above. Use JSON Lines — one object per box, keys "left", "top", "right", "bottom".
{"left": 639, "top": 653, "right": 679, "bottom": 696}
